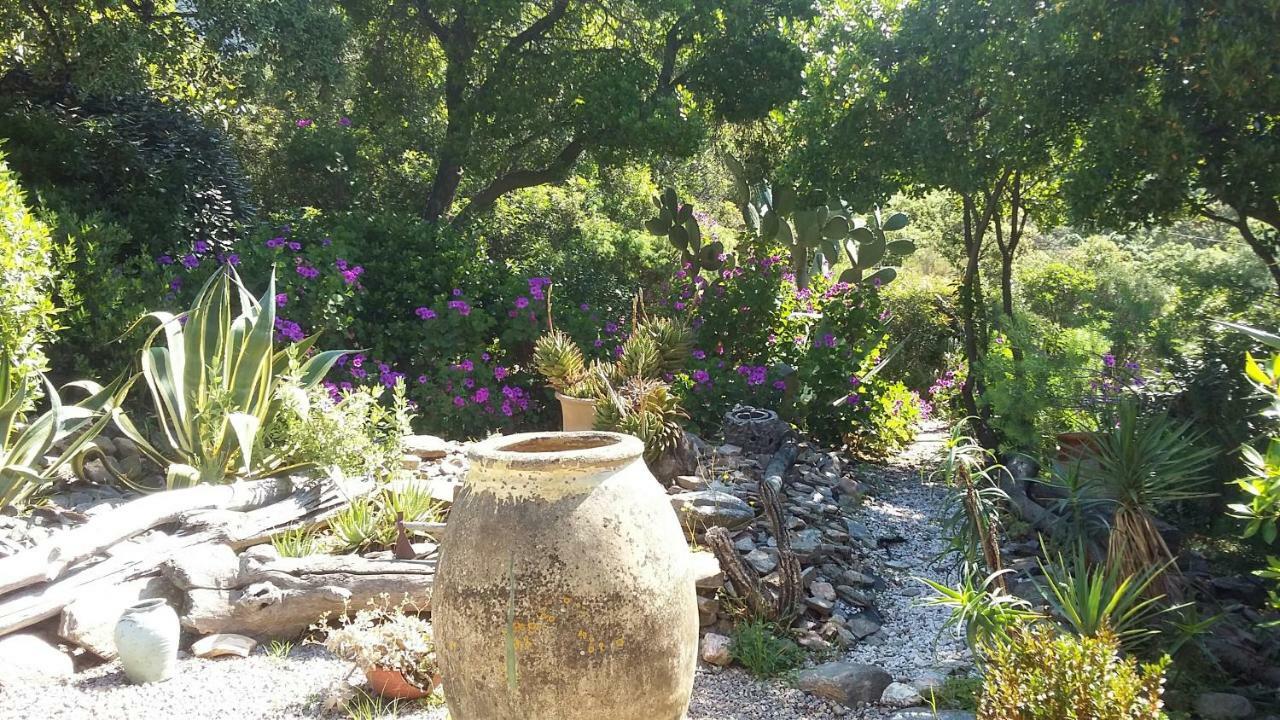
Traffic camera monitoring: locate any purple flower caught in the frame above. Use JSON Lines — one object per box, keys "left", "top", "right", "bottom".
{"left": 447, "top": 300, "right": 471, "bottom": 316}
{"left": 692, "top": 349, "right": 706, "bottom": 360}
{"left": 287, "top": 241, "right": 302, "bottom": 251}
{"left": 266, "top": 236, "right": 286, "bottom": 249}
{"left": 693, "top": 369, "right": 711, "bottom": 384}
{"left": 274, "top": 317, "right": 305, "bottom": 343}
{"left": 528, "top": 277, "right": 552, "bottom": 301}
{"left": 460, "top": 359, "right": 474, "bottom": 372}
{"left": 473, "top": 388, "right": 490, "bottom": 404}
{"left": 453, "top": 396, "right": 466, "bottom": 408}
{"left": 416, "top": 307, "right": 437, "bottom": 320}
{"left": 494, "top": 366, "right": 508, "bottom": 381}
{"left": 501, "top": 401, "right": 514, "bottom": 417}
{"left": 417, "top": 374, "right": 429, "bottom": 384}
{"left": 514, "top": 296, "right": 530, "bottom": 309}
{"left": 193, "top": 240, "right": 210, "bottom": 254}
{"left": 605, "top": 322, "right": 619, "bottom": 335}
{"left": 1103, "top": 353, "right": 1117, "bottom": 368}
{"left": 181, "top": 254, "right": 200, "bottom": 269}
{"left": 321, "top": 237, "right": 332, "bottom": 247}
{"left": 351, "top": 355, "right": 364, "bottom": 368}
{"left": 338, "top": 116, "right": 352, "bottom": 127}
{"left": 223, "top": 254, "right": 240, "bottom": 266}
{"left": 822, "top": 333, "right": 837, "bottom": 348}
{"left": 772, "top": 380, "right": 787, "bottom": 390}
{"left": 579, "top": 303, "right": 590, "bottom": 311}
{"left": 275, "top": 293, "right": 288, "bottom": 307}
{"left": 452, "top": 288, "right": 463, "bottom": 296}
{"left": 296, "top": 118, "right": 313, "bottom": 128}
{"left": 156, "top": 255, "right": 173, "bottom": 266}
{"left": 296, "top": 264, "right": 320, "bottom": 279}
{"left": 340, "top": 266, "right": 364, "bottom": 286}
{"left": 168, "top": 277, "right": 182, "bottom": 292}
{"left": 462, "top": 378, "right": 475, "bottom": 389}
{"left": 593, "top": 339, "right": 604, "bottom": 348}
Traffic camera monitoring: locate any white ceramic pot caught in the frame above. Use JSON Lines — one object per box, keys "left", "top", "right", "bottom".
{"left": 435, "top": 431, "right": 699, "bottom": 720}
{"left": 114, "top": 598, "right": 180, "bottom": 683}
{"left": 554, "top": 392, "right": 598, "bottom": 432}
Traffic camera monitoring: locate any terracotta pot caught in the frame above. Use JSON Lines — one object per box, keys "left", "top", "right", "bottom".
{"left": 114, "top": 598, "right": 179, "bottom": 684}
{"left": 1056, "top": 431, "right": 1098, "bottom": 462}
{"left": 554, "top": 392, "right": 597, "bottom": 432}
{"left": 365, "top": 667, "right": 436, "bottom": 700}
{"left": 435, "top": 431, "right": 698, "bottom": 720}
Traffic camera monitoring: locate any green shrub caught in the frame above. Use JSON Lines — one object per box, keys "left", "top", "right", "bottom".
{"left": 329, "top": 484, "right": 446, "bottom": 552}
{"left": 0, "top": 153, "right": 59, "bottom": 389}
{"left": 729, "top": 619, "right": 805, "bottom": 678}
{"left": 979, "top": 626, "right": 1169, "bottom": 719}
{"left": 882, "top": 273, "right": 957, "bottom": 392}
{"left": 262, "top": 378, "right": 413, "bottom": 483}
{"left": 926, "top": 675, "right": 982, "bottom": 711}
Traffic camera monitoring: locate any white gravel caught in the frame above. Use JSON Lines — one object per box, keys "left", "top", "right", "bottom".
{"left": 0, "top": 425, "right": 966, "bottom": 720}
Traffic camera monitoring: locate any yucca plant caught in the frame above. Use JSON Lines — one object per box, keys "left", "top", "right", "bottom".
{"left": 935, "top": 424, "right": 1008, "bottom": 585}
{"left": 0, "top": 358, "right": 124, "bottom": 507}
{"left": 1078, "top": 401, "right": 1216, "bottom": 596}
{"left": 1035, "top": 548, "right": 1173, "bottom": 651}
{"left": 114, "top": 268, "right": 347, "bottom": 488}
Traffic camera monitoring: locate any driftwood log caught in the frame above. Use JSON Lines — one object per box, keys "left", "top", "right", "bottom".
{"left": 706, "top": 438, "right": 802, "bottom": 625}
{"left": 171, "top": 545, "right": 435, "bottom": 639}
{"left": 0, "top": 475, "right": 375, "bottom": 638}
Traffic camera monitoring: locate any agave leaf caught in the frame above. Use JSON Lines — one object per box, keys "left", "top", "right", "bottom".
{"left": 0, "top": 465, "right": 44, "bottom": 507}
{"left": 166, "top": 463, "right": 201, "bottom": 490}
{"left": 1216, "top": 320, "right": 1280, "bottom": 349}
{"left": 226, "top": 412, "right": 262, "bottom": 475}
{"left": 297, "top": 350, "right": 348, "bottom": 389}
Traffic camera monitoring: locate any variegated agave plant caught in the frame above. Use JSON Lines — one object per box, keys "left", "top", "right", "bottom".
{"left": 114, "top": 267, "right": 347, "bottom": 489}
{"left": 0, "top": 358, "right": 124, "bottom": 507}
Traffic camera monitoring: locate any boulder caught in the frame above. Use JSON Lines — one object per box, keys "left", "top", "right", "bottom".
{"left": 0, "top": 634, "right": 73, "bottom": 683}
{"left": 670, "top": 491, "right": 754, "bottom": 531}
{"left": 58, "top": 576, "right": 178, "bottom": 659}
{"left": 690, "top": 550, "right": 724, "bottom": 590}
{"left": 674, "top": 475, "right": 709, "bottom": 492}
{"left": 700, "top": 633, "right": 733, "bottom": 666}
{"left": 847, "top": 611, "right": 883, "bottom": 639}
{"left": 697, "top": 596, "right": 719, "bottom": 626}
{"left": 649, "top": 431, "right": 700, "bottom": 483}
{"left": 1194, "top": 692, "right": 1255, "bottom": 720}
{"left": 795, "top": 662, "right": 892, "bottom": 706}
{"left": 744, "top": 548, "right": 778, "bottom": 574}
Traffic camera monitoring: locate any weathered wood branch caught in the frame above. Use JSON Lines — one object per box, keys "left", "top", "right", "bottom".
{"left": 0, "top": 476, "right": 375, "bottom": 638}
{"left": 175, "top": 546, "right": 434, "bottom": 639}
{"left": 0, "top": 478, "right": 294, "bottom": 596}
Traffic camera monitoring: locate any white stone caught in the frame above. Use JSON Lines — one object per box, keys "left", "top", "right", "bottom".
{"left": 881, "top": 681, "right": 924, "bottom": 707}
{"left": 0, "top": 634, "right": 73, "bottom": 682}
{"left": 191, "top": 633, "right": 258, "bottom": 659}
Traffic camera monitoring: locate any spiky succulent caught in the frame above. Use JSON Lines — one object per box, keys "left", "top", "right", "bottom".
{"left": 532, "top": 330, "right": 589, "bottom": 395}
{"left": 636, "top": 317, "right": 692, "bottom": 375}
{"left": 595, "top": 377, "right": 688, "bottom": 464}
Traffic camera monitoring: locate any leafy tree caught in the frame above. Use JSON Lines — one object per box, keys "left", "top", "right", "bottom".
{"left": 1062, "top": 0, "right": 1280, "bottom": 295}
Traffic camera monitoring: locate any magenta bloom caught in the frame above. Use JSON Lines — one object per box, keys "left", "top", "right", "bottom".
{"left": 692, "top": 349, "right": 706, "bottom": 360}
{"left": 844, "top": 393, "right": 861, "bottom": 405}
{"left": 296, "top": 264, "right": 320, "bottom": 279}
{"left": 296, "top": 118, "right": 313, "bottom": 128}
{"left": 773, "top": 380, "right": 786, "bottom": 390}
{"left": 193, "top": 240, "right": 211, "bottom": 254}
{"left": 514, "top": 296, "right": 530, "bottom": 309}
{"left": 156, "top": 255, "right": 174, "bottom": 266}
{"left": 460, "top": 359, "right": 474, "bottom": 372}
{"left": 275, "top": 293, "right": 288, "bottom": 307}
{"left": 338, "top": 116, "right": 352, "bottom": 127}
{"left": 473, "top": 388, "right": 490, "bottom": 404}
{"left": 447, "top": 300, "right": 471, "bottom": 316}
{"left": 494, "top": 366, "right": 508, "bottom": 381}
{"left": 416, "top": 307, "right": 437, "bottom": 320}
{"left": 274, "top": 317, "right": 305, "bottom": 343}
{"left": 266, "top": 237, "right": 286, "bottom": 249}
{"left": 181, "top": 254, "right": 199, "bottom": 269}
{"left": 693, "top": 369, "right": 710, "bottom": 384}
{"left": 453, "top": 396, "right": 466, "bottom": 407}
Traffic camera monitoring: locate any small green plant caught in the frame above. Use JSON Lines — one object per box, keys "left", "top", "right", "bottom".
{"left": 266, "top": 639, "right": 294, "bottom": 659}
{"left": 272, "top": 528, "right": 320, "bottom": 558}
{"left": 920, "top": 572, "right": 1041, "bottom": 656}
{"left": 330, "top": 496, "right": 382, "bottom": 551}
{"left": 1035, "top": 549, "right": 1173, "bottom": 650}
{"left": 329, "top": 484, "right": 446, "bottom": 552}
{"left": 320, "top": 599, "right": 438, "bottom": 695}
{"left": 531, "top": 329, "right": 599, "bottom": 399}
{"left": 925, "top": 675, "right": 982, "bottom": 711}
{"left": 979, "top": 626, "right": 1169, "bottom": 719}
{"left": 728, "top": 619, "right": 805, "bottom": 678}
{"left": 342, "top": 689, "right": 400, "bottom": 720}
{"left": 114, "top": 267, "right": 347, "bottom": 488}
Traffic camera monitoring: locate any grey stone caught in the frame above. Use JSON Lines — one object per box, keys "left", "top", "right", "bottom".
{"left": 796, "top": 662, "right": 892, "bottom": 706}
{"left": 674, "top": 475, "right": 708, "bottom": 492}
{"left": 650, "top": 431, "right": 699, "bottom": 482}
{"left": 881, "top": 682, "right": 924, "bottom": 707}
{"left": 745, "top": 548, "right": 778, "bottom": 574}
{"left": 670, "top": 490, "right": 755, "bottom": 531}
{"left": 697, "top": 595, "right": 719, "bottom": 626}
{"left": 1194, "top": 692, "right": 1255, "bottom": 720}
{"left": 847, "top": 611, "right": 882, "bottom": 639}
{"left": 690, "top": 551, "right": 724, "bottom": 589}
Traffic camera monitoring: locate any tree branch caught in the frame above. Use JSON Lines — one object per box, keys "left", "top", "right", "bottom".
{"left": 451, "top": 135, "right": 589, "bottom": 225}
{"left": 408, "top": 0, "right": 450, "bottom": 44}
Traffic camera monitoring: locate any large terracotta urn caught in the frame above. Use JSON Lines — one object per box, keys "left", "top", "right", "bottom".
{"left": 434, "top": 431, "right": 698, "bottom": 720}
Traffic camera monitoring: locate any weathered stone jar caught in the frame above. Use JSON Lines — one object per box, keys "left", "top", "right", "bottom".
{"left": 435, "top": 431, "right": 698, "bottom": 720}
{"left": 114, "top": 598, "right": 180, "bottom": 683}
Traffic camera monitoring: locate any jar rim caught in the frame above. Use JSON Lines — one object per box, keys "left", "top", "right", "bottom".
{"left": 466, "top": 431, "right": 643, "bottom": 471}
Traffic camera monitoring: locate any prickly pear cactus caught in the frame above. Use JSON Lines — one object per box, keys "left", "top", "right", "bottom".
{"left": 645, "top": 187, "right": 733, "bottom": 274}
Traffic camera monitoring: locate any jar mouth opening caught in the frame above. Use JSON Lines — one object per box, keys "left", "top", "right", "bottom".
{"left": 128, "top": 598, "right": 168, "bottom": 612}
{"left": 467, "top": 431, "right": 643, "bottom": 470}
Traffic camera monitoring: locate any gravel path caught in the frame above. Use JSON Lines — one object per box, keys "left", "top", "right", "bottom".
{"left": 0, "top": 425, "right": 967, "bottom": 720}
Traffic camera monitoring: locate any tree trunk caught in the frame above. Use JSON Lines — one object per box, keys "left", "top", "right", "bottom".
{"left": 959, "top": 194, "right": 1000, "bottom": 450}
{"left": 422, "top": 22, "right": 475, "bottom": 222}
